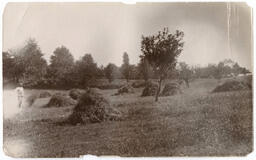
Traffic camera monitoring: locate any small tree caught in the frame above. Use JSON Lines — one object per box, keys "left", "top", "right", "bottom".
{"left": 104, "top": 63, "right": 115, "bottom": 83}
{"left": 121, "top": 52, "right": 131, "bottom": 82}
{"left": 140, "top": 28, "right": 184, "bottom": 102}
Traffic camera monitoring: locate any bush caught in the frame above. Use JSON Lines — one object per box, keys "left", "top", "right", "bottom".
{"left": 69, "top": 89, "right": 85, "bottom": 100}
{"left": 114, "top": 84, "right": 134, "bottom": 95}
{"left": 26, "top": 94, "right": 38, "bottom": 107}
{"left": 46, "top": 94, "right": 76, "bottom": 108}
{"left": 38, "top": 91, "right": 51, "bottom": 98}
{"left": 68, "top": 88, "right": 122, "bottom": 125}
{"left": 141, "top": 81, "right": 158, "bottom": 97}
{"left": 212, "top": 80, "right": 250, "bottom": 93}
{"left": 160, "top": 83, "right": 182, "bottom": 96}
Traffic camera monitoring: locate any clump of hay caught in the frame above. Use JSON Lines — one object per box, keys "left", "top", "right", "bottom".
{"left": 68, "top": 88, "right": 122, "bottom": 125}
{"left": 132, "top": 81, "right": 147, "bottom": 88}
{"left": 55, "top": 92, "right": 67, "bottom": 96}
{"left": 38, "top": 91, "right": 51, "bottom": 98}
{"left": 141, "top": 81, "right": 158, "bottom": 97}
{"left": 96, "top": 84, "right": 122, "bottom": 90}
{"left": 160, "top": 83, "right": 182, "bottom": 96}
{"left": 46, "top": 94, "right": 76, "bottom": 108}
{"left": 69, "top": 89, "right": 85, "bottom": 100}
{"left": 26, "top": 94, "right": 38, "bottom": 107}
{"left": 212, "top": 80, "right": 250, "bottom": 93}
{"left": 114, "top": 84, "right": 134, "bottom": 95}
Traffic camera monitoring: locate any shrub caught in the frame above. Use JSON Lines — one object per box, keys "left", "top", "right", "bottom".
{"left": 141, "top": 81, "right": 158, "bottom": 97}
{"left": 46, "top": 94, "right": 76, "bottom": 108}
{"left": 160, "top": 83, "right": 182, "bottom": 96}
{"left": 68, "top": 88, "right": 122, "bottom": 125}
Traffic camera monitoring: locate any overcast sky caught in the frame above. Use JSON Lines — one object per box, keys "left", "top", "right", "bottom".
{"left": 3, "top": 2, "right": 252, "bottom": 70}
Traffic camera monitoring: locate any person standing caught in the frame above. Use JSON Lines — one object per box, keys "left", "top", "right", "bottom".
{"left": 15, "top": 83, "right": 24, "bottom": 108}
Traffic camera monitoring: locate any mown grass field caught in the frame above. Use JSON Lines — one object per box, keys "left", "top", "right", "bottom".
{"left": 3, "top": 78, "right": 253, "bottom": 158}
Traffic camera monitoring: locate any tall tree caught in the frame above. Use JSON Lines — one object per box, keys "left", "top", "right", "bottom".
{"left": 3, "top": 51, "right": 15, "bottom": 82}
{"left": 232, "top": 62, "right": 242, "bottom": 77}
{"left": 48, "top": 46, "right": 74, "bottom": 87}
{"left": 141, "top": 28, "right": 184, "bottom": 101}
{"left": 104, "top": 63, "right": 115, "bottom": 83}
{"left": 12, "top": 38, "right": 47, "bottom": 87}
{"left": 75, "top": 54, "right": 98, "bottom": 88}
{"left": 121, "top": 52, "right": 131, "bottom": 82}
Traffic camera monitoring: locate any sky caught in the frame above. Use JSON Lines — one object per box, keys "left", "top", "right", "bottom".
{"left": 3, "top": 2, "right": 253, "bottom": 70}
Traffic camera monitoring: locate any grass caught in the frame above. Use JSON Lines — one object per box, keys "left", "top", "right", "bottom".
{"left": 3, "top": 78, "right": 253, "bottom": 157}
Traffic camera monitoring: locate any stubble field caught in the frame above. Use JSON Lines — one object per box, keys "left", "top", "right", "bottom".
{"left": 3, "top": 78, "right": 253, "bottom": 158}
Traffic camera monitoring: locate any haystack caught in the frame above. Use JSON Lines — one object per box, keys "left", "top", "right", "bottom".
{"left": 132, "top": 81, "right": 147, "bottom": 88}
{"left": 160, "top": 83, "right": 182, "bottom": 96}
{"left": 38, "top": 91, "right": 51, "bottom": 98}
{"left": 114, "top": 84, "right": 134, "bottom": 95}
{"left": 212, "top": 80, "right": 250, "bottom": 93}
{"left": 69, "top": 89, "right": 85, "bottom": 100}
{"left": 46, "top": 94, "right": 76, "bottom": 108}
{"left": 141, "top": 81, "right": 158, "bottom": 97}
{"left": 26, "top": 94, "right": 38, "bottom": 107}
{"left": 68, "top": 88, "right": 122, "bottom": 125}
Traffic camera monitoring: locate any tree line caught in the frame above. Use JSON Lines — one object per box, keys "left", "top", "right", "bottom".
{"left": 3, "top": 29, "right": 251, "bottom": 93}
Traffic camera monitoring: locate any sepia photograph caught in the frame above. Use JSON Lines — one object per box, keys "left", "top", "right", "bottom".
{"left": 2, "top": 2, "right": 253, "bottom": 158}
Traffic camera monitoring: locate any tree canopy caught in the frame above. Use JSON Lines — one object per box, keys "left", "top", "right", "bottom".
{"left": 140, "top": 28, "right": 185, "bottom": 101}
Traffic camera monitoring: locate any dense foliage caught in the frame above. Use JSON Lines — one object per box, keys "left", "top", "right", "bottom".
{"left": 3, "top": 31, "right": 250, "bottom": 89}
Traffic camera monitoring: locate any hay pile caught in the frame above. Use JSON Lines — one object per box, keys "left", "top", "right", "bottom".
{"left": 38, "top": 91, "right": 51, "bottom": 98}
{"left": 68, "top": 88, "right": 122, "bottom": 125}
{"left": 26, "top": 94, "right": 38, "bottom": 107}
{"left": 212, "top": 80, "right": 250, "bottom": 93}
{"left": 141, "top": 81, "right": 158, "bottom": 97}
{"left": 132, "top": 81, "right": 147, "bottom": 88}
{"left": 160, "top": 83, "right": 182, "bottom": 96}
{"left": 55, "top": 92, "right": 67, "bottom": 96}
{"left": 46, "top": 93, "right": 76, "bottom": 108}
{"left": 114, "top": 84, "right": 134, "bottom": 95}
{"left": 69, "top": 89, "right": 85, "bottom": 100}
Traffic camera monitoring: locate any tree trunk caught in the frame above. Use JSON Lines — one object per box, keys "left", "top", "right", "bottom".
{"left": 155, "top": 78, "right": 162, "bottom": 102}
